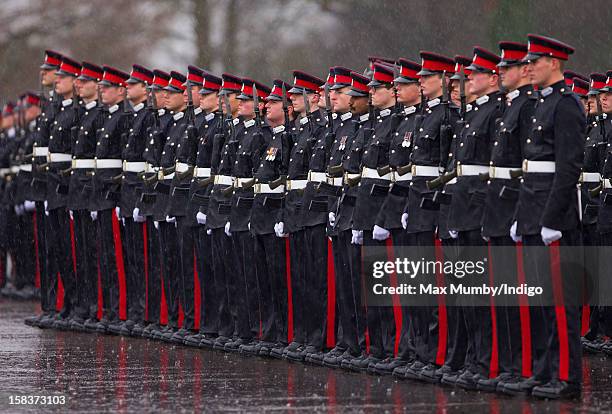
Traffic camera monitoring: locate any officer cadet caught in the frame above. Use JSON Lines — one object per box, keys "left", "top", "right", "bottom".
{"left": 139, "top": 69, "right": 171, "bottom": 339}
{"left": 93, "top": 65, "right": 130, "bottom": 334}
{"left": 168, "top": 65, "right": 207, "bottom": 344}
{"left": 33, "top": 50, "right": 62, "bottom": 328}
{"left": 69, "top": 62, "right": 104, "bottom": 332}
{"left": 578, "top": 72, "right": 608, "bottom": 353}
{"left": 509, "top": 34, "right": 584, "bottom": 399}
{"left": 240, "top": 79, "right": 293, "bottom": 358}
{"left": 395, "top": 53, "right": 456, "bottom": 381}
{"left": 325, "top": 71, "right": 371, "bottom": 369}
{"left": 447, "top": 46, "right": 503, "bottom": 390}
{"left": 366, "top": 58, "right": 423, "bottom": 376}
{"left": 46, "top": 56, "right": 82, "bottom": 329}
{"left": 480, "top": 41, "right": 535, "bottom": 393}
{"left": 344, "top": 62, "right": 399, "bottom": 372}
{"left": 152, "top": 70, "right": 189, "bottom": 342}
{"left": 0, "top": 102, "right": 16, "bottom": 297}
{"left": 183, "top": 71, "right": 223, "bottom": 347}
{"left": 205, "top": 73, "right": 242, "bottom": 349}
{"left": 570, "top": 77, "right": 590, "bottom": 110}
{"left": 282, "top": 70, "right": 327, "bottom": 362}
{"left": 116, "top": 64, "right": 155, "bottom": 336}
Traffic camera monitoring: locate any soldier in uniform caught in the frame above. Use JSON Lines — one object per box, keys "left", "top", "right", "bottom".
{"left": 69, "top": 62, "right": 104, "bottom": 332}
{"left": 509, "top": 34, "right": 585, "bottom": 399}
{"left": 0, "top": 102, "right": 17, "bottom": 297}
{"left": 92, "top": 66, "right": 130, "bottom": 334}
{"left": 47, "top": 56, "right": 82, "bottom": 329}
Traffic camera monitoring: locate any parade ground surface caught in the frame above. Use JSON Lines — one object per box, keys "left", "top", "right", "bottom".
{"left": 1, "top": 300, "right": 612, "bottom": 413}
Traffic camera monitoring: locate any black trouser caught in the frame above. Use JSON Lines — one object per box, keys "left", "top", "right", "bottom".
{"left": 254, "top": 233, "right": 288, "bottom": 344}
{"left": 158, "top": 221, "right": 180, "bottom": 328}
{"left": 36, "top": 203, "right": 52, "bottom": 313}
{"left": 289, "top": 229, "right": 307, "bottom": 344}
{"left": 14, "top": 213, "right": 36, "bottom": 289}
{"left": 98, "top": 209, "right": 120, "bottom": 322}
{"left": 303, "top": 224, "right": 329, "bottom": 350}
{"left": 393, "top": 229, "right": 416, "bottom": 362}
{"left": 584, "top": 225, "right": 610, "bottom": 339}
{"left": 73, "top": 210, "right": 99, "bottom": 320}
{"left": 523, "top": 230, "right": 582, "bottom": 385}
{"left": 177, "top": 218, "right": 197, "bottom": 331}
{"left": 47, "top": 208, "right": 76, "bottom": 317}
{"left": 145, "top": 219, "right": 162, "bottom": 325}
{"left": 230, "top": 230, "right": 257, "bottom": 340}
{"left": 196, "top": 226, "right": 217, "bottom": 335}
{"left": 363, "top": 231, "right": 396, "bottom": 359}
{"left": 123, "top": 218, "right": 146, "bottom": 323}
{"left": 210, "top": 227, "right": 235, "bottom": 337}
{"left": 333, "top": 229, "right": 367, "bottom": 355}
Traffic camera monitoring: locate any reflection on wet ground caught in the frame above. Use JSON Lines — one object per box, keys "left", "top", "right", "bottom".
{"left": 1, "top": 299, "right": 612, "bottom": 413}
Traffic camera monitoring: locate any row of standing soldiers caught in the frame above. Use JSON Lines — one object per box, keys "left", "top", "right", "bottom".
{"left": 8, "top": 33, "right": 611, "bottom": 400}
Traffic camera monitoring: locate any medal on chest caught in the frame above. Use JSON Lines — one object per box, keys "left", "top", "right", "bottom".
{"left": 402, "top": 131, "right": 412, "bottom": 148}
{"left": 266, "top": 146, "right": 279, "bottom": 161}
{"left": 339, "top": 135, "right": 348, "bottom": 151}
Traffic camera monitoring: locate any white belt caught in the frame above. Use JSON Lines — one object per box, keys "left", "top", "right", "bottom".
{"left": 19, "top": 164, "right": 32, "bottom": 172}
{"left": 580, "top": 172, "right": 601, "bottom": 183}
{"left": 48, "top": 153, "right": 72, "bottom": 163}
{"left": 287, "top": 179, "right": 308, "bottom": 191}
{"left": 72, "top": 159, "right": 96, "bottom": 169}
{"left": 33, "top": 147, "right": 49, "bottom": 157}
{"left": 457, "top": 164, "right": 489, "bottom": 177}
{"left": 194, "top": 167, "right": 211, "bottom": 178}
{"left": 175, "top": 162, "right": 191, "bottom": 173}
{"left": 393, "top": 171, "right": 413, "bottom": 182}
{"left": 214, "top": 175, "right": 233, "bottom": 186}
{"left": 410, "top": 165, "right": 440, "bottom": 177}
{"left": 488, "top": 166, "right": 518, "bottom": 180}
{"left": 10, "top": 166, "right": 20, "bottom": 174}
{"left": 343, "top": 173, "right": 361, "bottom": 184}
{"left": 254, "top": 183, "right": 285, "bottom": 194}
{"left": 163, "top": 173, "right": 175, "bottom": 180}
{"left": 326, "top": 176, "right": 344, "bottom": 186}
{"left": 604, "top": 179, "right": 612, "bottom": 189}
{"left": 0, "top": 168, "right": 10, "bottom": 176}
{"left": 234, "top": 177, "right": 254, "bottom": 188}
{"left": 522, "top": 160, "right": 555, "bottom": 174}
{"left": 447, "top": 178, "right": 457, "bottom": 185}
{"left": 95, "top": 159, "right": 123, "bottom": 169}
{"left": 308, "top": 171, "right": 327, "bottom": 183}
{"left": 123, "top": 161, "right": 146, "bottom": 172}
{"left": 361, "top": 167, "right": 392, "bottom": 180}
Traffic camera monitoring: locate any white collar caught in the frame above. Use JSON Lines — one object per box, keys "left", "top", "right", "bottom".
{"left": 359, "top": 113, "right": 369, "bottom": 122}
{"left": 29, "top": 120, "right": 37, "bottom": 129}
{"left": 158, "top": 108, "right": 166, "bottom": 116}
{"left": 244, "top": 119, "right": 255, "bottom": 128}
{"left": 331, "top": 113, "right": 338, "bottom": 119}
{"left": 173, "top": 111, "right": 184, "bottom": 121}
{"left": 340, "top": 112, "right": 352, "bottom": 121}
{"left": 379, "top": 108, "right": 392, "bottom": 117}
{"left": 404, "top": 106, "right": 417, "bottom": 115}
{"left": 108, "top": 104, "right": 119, "bottom": 114}
{"left": 85, "top": 101, "right": 97, "bottom": 110}
{"left": 466, "top": 103, "right": 473, "bottom": 112}
{"left": 194, "top": 107, "right": 203, "bottom": 116}
{"left": 475, "top": 95, "right": 490, "bottom": 105}
{"left": 299, "top": 116, "right": 309, "bottom": 125}
{"left": 133, "top": 102, "right": 145, "bottom": 112}
{"left": 232, "top": 117, "right": 240, "bottom": 126}
{"left": 540, "top": 86, "right": 553, "bottom": 98}
{"left": 62, "top": 98, "right": 73, "bottom": 107}
{"left": 427, "top": 98, "right": 441, "bottom": 108}
{"left": 507, "top": 89, "right": 520, "bottom": 101}
{"left": 205, "top": 112, "right": 215, "bottom": 122}
{"left": 273, "top": 125, "right": 285, "bottom": 134}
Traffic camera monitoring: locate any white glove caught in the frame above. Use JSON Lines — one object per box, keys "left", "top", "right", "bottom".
{"left": 248, "top": 222, "right": 251, "bottom": 231}
{"left": 165, "top": 215, "right": 176, "bottom": 224}
{"left": 133, "top": 208, "right": 145, "bottom": 223}
{"left": 372, "top": 225, "right": 390, "bottom": 241}
{"left": 121, "top": 217, "right": 125, "bottom": 226}
{"left": 24, "top": 200, "right": 36, "bottom": 212}
{"left": 351, "top": 229, "right": 363, "bottom": 245}
{"left": 90, "top": 211, "right": 98, "bottom": 221}
{"left": 274, "top": 222, "right": 288, "bottom": 238}
{"left": 224, "top": 221, "right": 232, "bottom": 237}
{"left": 510, "top": 221, "right": 522, "bottom": 243}
{"left": 69, "top": 210, "right": 74, "bottom": 221}
{"left": 196, "top": 212, "right": 207, "bottom": 225}
{"left": 44, "top": 200, "right": 49, "bottom": 216}
{"left": 14, "top": 204, "right": 23, "bottom": 215}
{"left": 328, "top": 212, "right": 336, "bottom": 227}
{"left": 206, "top": 229, "right": 212, "bottom": 235}
{"left": 115, "top": 207, "right": 120, "bottom": 219}
{"left": 401, "top": 213, "right": 408, "bottom": 230}
{"left": 449, "top": 230, "right": 459, "bottom": 239}
{"left": 541, "top": 226, "right": 562, "bottom": 246}
{"left": 153, "top": 220, "right": 159, "bottom": 230}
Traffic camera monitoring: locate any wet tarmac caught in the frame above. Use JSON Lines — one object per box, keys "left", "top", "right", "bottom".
{"left": 1, "top": 299, "right": 612, "bottom": 413}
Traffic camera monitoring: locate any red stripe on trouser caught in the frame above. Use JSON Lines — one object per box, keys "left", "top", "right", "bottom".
{"left": 515, "top": 242, "right": 532, "bottom": 377}
{"left": 69, "top": 215, "right": 77, "bottom": 274}
{"left": 487, "top": 242, "right": 499, "bottom": 378}
{"left": 549, "top": 240, "right": 570, "bottom": 382}
{"left": 434, "top": 237, "right": 448, "bottom": 366}
{"left": 359, "top": 244, "right": 370, "bottom": 354}
{"left": 111, "top": 213, "right": 127, "bottom": 320}
{"left": 384, "top": 238, "right": 402, "bottom": 356}
{"left": 285, "top": 238, "right": 294, "bottom": 343}
{"left": 33, "top": 212, "right": 40, "bottom": 288}
{"left": 581, "top": 305, "right": 590, "bottom": 337}
{"left": 143, "top": 223, "right": 148, "bottom": 322}
{"left": 160, "top": 271, "right": 168, "bottom": 325}
{"left": 194, "top": 248, "right": 201, "bottom": 330}
{"left": 326, "top": 238, "right": 336, "bottom": 348}
{"left": 56, "top": 272, "right": 64, "bottom": 311}
{"left": 97, "top": 256, "right": 103, "bottom": 320}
